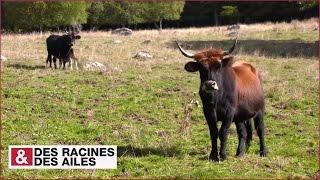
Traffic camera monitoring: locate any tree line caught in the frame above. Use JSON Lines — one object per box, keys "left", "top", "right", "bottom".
{"left": 2, "top": 1, "right": 317, "bottom": 32}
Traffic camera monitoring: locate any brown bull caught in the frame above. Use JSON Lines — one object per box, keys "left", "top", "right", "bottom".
{"left": 176, "top": 39, "right": 267, "bottom": 162}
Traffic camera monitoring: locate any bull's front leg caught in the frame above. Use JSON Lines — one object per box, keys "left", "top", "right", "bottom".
{"left": 203, "top": 105, "right": 219, "bottom": 162}
{"left": 219, "top": 108, "right": 234, "bottom": 161}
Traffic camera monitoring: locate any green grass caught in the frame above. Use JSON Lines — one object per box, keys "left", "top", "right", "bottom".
{"left": 1, "top": 19, "right": 318, "bottom": 178}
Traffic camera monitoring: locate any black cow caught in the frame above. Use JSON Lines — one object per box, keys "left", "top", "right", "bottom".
{"left": 46, "top": 33, "right": 81, "bottom": 69}
{"left": 176, "top": 39, "right": 267, "bottom": 162}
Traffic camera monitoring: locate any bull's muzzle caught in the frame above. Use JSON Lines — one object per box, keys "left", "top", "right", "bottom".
{"left": 204, "top": 80, "right": 219, "bottom": 91}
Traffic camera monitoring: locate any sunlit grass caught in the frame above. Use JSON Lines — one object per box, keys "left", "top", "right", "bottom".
{"left": 1, "top": 18, "right": 318, "bottom": 178}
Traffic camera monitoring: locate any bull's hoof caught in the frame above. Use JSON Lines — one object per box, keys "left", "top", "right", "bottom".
{"left": 209, "top": 153, "right": 219, "bottom": 162}
{"left": 220, "top": 153, "right": 227, "bottom": 161}
{"left": 260, "top": 150, "right": 267, "bottom": 157}
{"left": 235, "top": 152, "right": 245, "bottom": 157}
{"left": 209, "top": 156, "right": 219, "bottom": 162}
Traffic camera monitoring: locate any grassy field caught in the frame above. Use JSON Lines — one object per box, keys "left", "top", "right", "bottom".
{"left": 1, "top": 18, "right": 318, "bottom": 178}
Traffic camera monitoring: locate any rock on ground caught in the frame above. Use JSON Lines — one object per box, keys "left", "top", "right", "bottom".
{"left": 227, "top": 24, "right": 240, "bottom": 31}
{"left": 240, "top": 24, "right": 249, "bottom": 29}
{"left": 111, "top": 28, "right": 133, "bottom": 36}
{"left": 83, "top": 61, "right": 107, "bottom": 72}
{"left": 134, "top": 51, "right": 153, "bottom": 59}
{"left": 228, "top": 31, "right": 238, "bottom": 37}
{"left": 113, "top": 40, "right": 123, "bottom": 44}
{"left": 142, "top": 40, "right": 153, "bottom": 44}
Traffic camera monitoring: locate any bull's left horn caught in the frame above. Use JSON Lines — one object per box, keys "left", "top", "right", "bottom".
{"left": 176, "top": 41, "right": 194, "bottom": 58}
{"left": 222, "top": 38, "right": 238, "bottom": 56}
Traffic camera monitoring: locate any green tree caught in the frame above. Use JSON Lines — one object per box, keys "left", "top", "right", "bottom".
{"left": 2, "top": 1, "right": 88, "bottom": 32}
{"left": 220, "top": 6, "right": 239, "bottom": 24}
{"left": 181, "top": 2, "right": 223, "bottom": 26}
{"left": 2, "top": 2, "right": 38, "bottom": 32}
{"left": 102, "top": 1, "right": 146, "bottom": 27}
{"left": 87, "top": 2, "right": 105, "bottom": 29}
{"left": 141, "top": 1, "right": 185, "bottom": 30}
{"left": 86, "top": 1, "right": 184, "bottom": 30}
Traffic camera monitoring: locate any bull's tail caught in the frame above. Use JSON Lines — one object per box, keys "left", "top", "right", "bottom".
{"left": 245, "top": 119, "right": 253, "bottom": 150}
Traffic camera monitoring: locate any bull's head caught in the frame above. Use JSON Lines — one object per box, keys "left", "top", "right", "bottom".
{"left": 65, "top": 25, "right": 82, "bottom": 46}
{"left": 176, "top": 39, "right": 237, "bottom": 94}
{"left": 68, "top": 33, "right": 81, "bottom": 47}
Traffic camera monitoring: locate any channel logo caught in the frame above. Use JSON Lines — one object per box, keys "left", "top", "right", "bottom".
{"left": 10, "top": 148, "right": 33, "bottom": 166}
{"left": 9, "top": 145, "right": 117, "bottom": 169}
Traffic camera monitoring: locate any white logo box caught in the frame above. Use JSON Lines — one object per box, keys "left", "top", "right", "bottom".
{"left": 9, "top": 145, "right": 117, "bottom": 169}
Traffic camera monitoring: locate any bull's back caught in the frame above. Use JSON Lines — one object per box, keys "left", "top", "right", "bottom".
{"left": 46, "top": 35, "right": 61, "bottom": 56}
{"left": 232, "top": 62, "right": 264, "bottom": 119}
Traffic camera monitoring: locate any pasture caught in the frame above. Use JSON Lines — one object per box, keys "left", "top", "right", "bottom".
{"left": 1, "top": 18, "right": 318, "bottom": 178}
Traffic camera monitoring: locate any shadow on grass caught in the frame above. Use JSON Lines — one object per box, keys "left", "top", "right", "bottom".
{"left": 170, "top": 39, "right": 317, "bottom": 58}
{"left": 7, "top": 63, "right": 46, "bottom": 70}
{"left": 118, "top": 145, "right": 182, "bottom": 157}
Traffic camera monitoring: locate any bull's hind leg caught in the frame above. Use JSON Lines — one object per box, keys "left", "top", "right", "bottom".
{"left": 254, "top": 110, "right": 267, "bottom": 157}
{"left": 245, "top": 119, "right": 253, "bottom": 150}
{"left": 235, "top": 121, "right": 247, "bottom": 157}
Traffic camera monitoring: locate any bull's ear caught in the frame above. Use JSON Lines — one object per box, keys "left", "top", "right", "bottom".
{"left": 185, "top": 61, "right": 200, "bottom": 72}
{"left": 75, "top": 35, "right": 81, "bottom": 39}
{"left": 221, "top": 56, "right": 234, "bottom": 67}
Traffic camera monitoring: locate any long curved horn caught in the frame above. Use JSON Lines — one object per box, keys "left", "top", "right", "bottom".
{"left": 176, "top": 41, "right": 194, "bottom": 58}
{"left": 222, "top": 38, "right": 238, "bottom": 56}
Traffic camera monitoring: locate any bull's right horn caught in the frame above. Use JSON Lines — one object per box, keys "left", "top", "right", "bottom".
{"left": 222, "top": 38, "right": 238, "bottom": 56}
{"left": 176, "top": 41, "right": 194, "bottom": 58}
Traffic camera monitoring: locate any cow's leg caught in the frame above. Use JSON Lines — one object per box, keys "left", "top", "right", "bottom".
{"left": 254, "top": 110, "right": 267, "bottom": 157}
{"left": 69, "top": 59, "right": 73, "bottom": 70}
{"left": 235, "top": 121, "right": 247, "bottom": 157}
{"left": 245, "top": 119, "right": 253, "bottom": 151}
{"left": 63, "top": 59, "right": 67, "bottom": 69}
{"left": 53, "top": 57, "right": 57, "bottom": 69}
{"left": 70, "top": 50, "right": 78, "bottom": 70}
{"left": 74, "top": 58, "right": 78, "bottom": 70}
{"left": 219, "top": 109, "right": 234, "bottom": 161}
{"left": 59, "top": 59, "right": 62, "bottom": 69}
{"left": 46, "top": 54, "right": 51, "bottom": 68}
{"left": 203, "top": 106, "right": 219, "bottom": 162}
{"left": 47, "top": 54, "right": 53, "bottom": 68}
